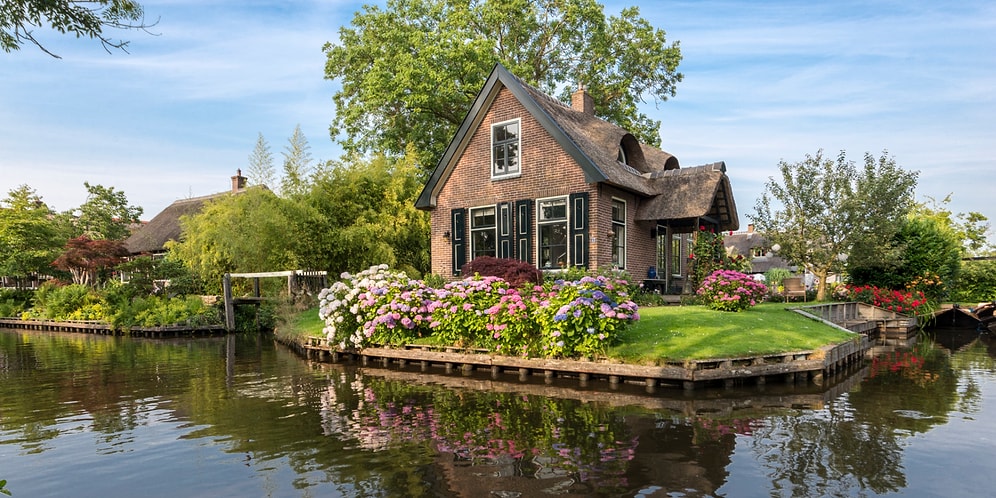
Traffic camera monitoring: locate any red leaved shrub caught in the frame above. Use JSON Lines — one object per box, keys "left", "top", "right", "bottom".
{"left": 461, "top": 257, "right": 543, "bottom": 288}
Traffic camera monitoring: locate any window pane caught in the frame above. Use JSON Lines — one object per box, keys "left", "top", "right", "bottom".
{"left": 472, "top": 230, "right": 495, "bottom": 259}
{"left": 505, "top": 143, "right": 519, "bottom": 173}
{"left": 539, "top": 199, "right": 566, "bottom": 221}
{"left": 471, "top": 207, "right": 495, "bottom": 228}
{"left": 612, "top": 224, "right": 625, "bottom": 267}
{"left": 539, "top": 223, "right": 568, "bottom": 268}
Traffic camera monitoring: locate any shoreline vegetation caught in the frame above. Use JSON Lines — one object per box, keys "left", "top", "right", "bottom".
{"left": 275, "top": 302, "right": 857, "bottom": 365}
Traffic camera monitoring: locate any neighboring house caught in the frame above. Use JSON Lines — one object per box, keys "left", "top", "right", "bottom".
{"left": 723, "top": 224, "right": 797, "bottom": 276}
{"left": 415, "top": 63, "right": 739, "bottom": 293}
{"left": 124, "top": 170, "right": 248, "bottom": 257}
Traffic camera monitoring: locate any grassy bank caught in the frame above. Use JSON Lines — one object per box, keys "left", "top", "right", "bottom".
{"left": 276, "top": 302, "right": 856, "bottom": 363}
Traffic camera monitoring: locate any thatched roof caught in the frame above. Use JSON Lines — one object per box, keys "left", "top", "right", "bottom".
{"left": 124, "top": 192, "right": 225, "bottom": 255}
{"left": 415, "top": 63, "right": 739, "bottom": 231}
{"left": 635, "top": 162, "right": 739, "bottom": 231}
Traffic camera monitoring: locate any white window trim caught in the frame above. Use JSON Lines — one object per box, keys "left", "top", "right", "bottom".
{"left": 536, "top": 196, "right": 569, "bottom": 270}
{"left": 490, "top": 118, "right": 522, "bottom": 180}
{"left": 611, "top": 197, "right": 627, "bottom": 269}
{"left": 469, "top": 205, "right": 497, "bottom": 260}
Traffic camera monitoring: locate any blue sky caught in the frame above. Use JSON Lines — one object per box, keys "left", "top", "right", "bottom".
{"left": 2, "top": 0, "right": 994, "bottom": 243}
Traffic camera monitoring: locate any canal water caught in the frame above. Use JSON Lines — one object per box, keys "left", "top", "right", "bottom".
{"left": 1, "top": 327, "right": 994, "bottom": 497}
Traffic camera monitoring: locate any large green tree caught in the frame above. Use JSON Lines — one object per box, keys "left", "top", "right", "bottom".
{"left": 62, "top": 182, "right": 143, "bottom": 241}
{"left": 168, "top": 187, "right": 299, "bottom": 294}
{"left": 1, "top": 0, "right": 155, "bottom": 58}
{"left": 324, "top": 0, "right": 683, "bottom": 170}
{"left": 750, "top": 150, "right": 918, "bottom": 301}
{"left": 298, "top": 151, "right": 430, "bottom": 276}
{"left": 0, "top": 185, "right": 65, "bottom": 286}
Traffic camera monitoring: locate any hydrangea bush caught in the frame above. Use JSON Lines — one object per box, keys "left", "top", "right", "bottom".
{"left": 696, "top": 269, "right": 767, "bottom": 312}
{"left": 533, "top": 276, "right": 639, "bottom": 358}
{"left": 318, "top": 265, "right": 640, "bottom": 359}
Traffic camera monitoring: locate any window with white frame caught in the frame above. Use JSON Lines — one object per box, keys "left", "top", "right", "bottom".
{"left": 470, "top": 206, "right": 497, "bottom": 260}
{"left": 537, "top": 198, "right": 568, "bottom": 269}
{"left": 491, "top": 119, "right": 520, "bottom": 178}
{"left": 611, "top": 199, "right": 626, "bottom": 268}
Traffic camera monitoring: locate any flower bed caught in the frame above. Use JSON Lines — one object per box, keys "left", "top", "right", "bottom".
{"left": 318, "top": 265, "right": 639, "bottom": 359}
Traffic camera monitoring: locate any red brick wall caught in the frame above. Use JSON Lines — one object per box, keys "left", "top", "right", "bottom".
{"left": 428, "top": 87, "right": 657, "bottom": 281}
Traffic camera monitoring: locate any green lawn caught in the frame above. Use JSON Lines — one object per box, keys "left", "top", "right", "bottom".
{"left": 277, "top": 302, "right": 857, "bottom": 363}
{"left": 609, "top": 303, "right": 856, "bottom": 363}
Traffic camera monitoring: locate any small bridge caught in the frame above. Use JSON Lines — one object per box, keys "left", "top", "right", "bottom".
{"left": 222, "top": 270, "right": 327, "bottom": 330}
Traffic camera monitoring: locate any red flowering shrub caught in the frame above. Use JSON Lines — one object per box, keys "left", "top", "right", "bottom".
{"left": 846, "top": 284, "right": 933, "bottom": 316}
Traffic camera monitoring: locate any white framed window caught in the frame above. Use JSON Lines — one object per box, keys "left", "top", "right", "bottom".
{"left": 470, "top": 206, "right": 497, "bottom": 260}
{"left": 491, "top": 119, "right": 520, "bottom": 178}
{"left": 537, "top": 197, "right": 568, "bottom": 269}
{"left": 611, "top": 198, "right": 626, "bottom": 268}
{"left": 616, "top": 146, "right": 627, "bottom": 165}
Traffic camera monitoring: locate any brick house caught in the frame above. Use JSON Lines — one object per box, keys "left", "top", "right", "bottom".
{"left": 415, "top": 63, "right": 739, "bottom": 293}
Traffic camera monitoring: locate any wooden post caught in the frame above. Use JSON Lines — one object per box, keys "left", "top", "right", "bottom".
{"left": 223, "top": 273, "right": 234, "bottom": 331}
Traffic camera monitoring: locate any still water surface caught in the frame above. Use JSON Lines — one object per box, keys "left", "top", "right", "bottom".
{"left": 2, "top": 327, "right": 995, "bottom": 497}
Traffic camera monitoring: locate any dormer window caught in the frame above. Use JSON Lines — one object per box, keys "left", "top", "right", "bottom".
{"left": 617, "top": 146, "right": 627, "bottom": 165}
{"left": 491, "top": 119, "right": 520, "bottom": 178}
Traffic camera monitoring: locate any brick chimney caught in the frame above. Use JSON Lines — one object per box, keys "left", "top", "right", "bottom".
{"left": 231, "top": 169, "right": 246, "bottom": 192}
{"left": 571, "top": 84, "right": 594, "bottom": 115}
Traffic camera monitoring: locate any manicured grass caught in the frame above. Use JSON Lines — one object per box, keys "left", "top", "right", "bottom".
{"left": 278, "top": 302, "right": 857, "bottom": 363}
{"left": 274, "top": 307, "right": 323, "bottom": 343}
{"left": 608, "top": 302, "right": 857, "bottom": 363}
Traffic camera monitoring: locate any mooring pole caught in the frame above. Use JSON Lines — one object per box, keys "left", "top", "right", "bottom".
{"left": 223, "top": 273, "right": 234, "bottom": 331}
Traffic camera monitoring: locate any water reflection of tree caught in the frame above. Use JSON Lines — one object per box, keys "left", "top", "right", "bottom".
{"left": 743, "top": 339, "right": 960, "bottom": 496}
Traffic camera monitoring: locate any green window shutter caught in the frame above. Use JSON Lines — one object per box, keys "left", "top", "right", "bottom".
{"left": 451, "top": 208, "right": 467, "bottom": 275}
{"left": 515, "top": 199, "right": 533, "bottom": 263}
{"left": 569, "top": 192, "right": 589, "bottom": 268}
{"left": 498, "top": 202, "right": 513, "bottom": 259}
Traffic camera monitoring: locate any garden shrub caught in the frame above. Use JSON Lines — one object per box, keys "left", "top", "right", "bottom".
{"left": 28, "top": 282, "right": 101, "bottom": 320}
{"left": 950, "top": 259, "right": 996, "bottom": 303}
{"left": 460, "top": 256, "right": 543, "bottom": 288}
{"left": 696, "top": 270, "right": 767, "bottom": 312}
{"left": 846, "top": 284, "right": 934, "bottom": 317}
{"left": 318, "top": 264, "right": 640, "bottom": 359}
{"left": 533, "top": 275, "right": 639, "bottom": 358}
{"left": 0, "top": 289, "right": 32, "bottom": 318}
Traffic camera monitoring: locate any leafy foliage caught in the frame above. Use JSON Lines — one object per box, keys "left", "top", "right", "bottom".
{"left": 849, "top": 216, "right": 961, "bottom": 301}
{"left": 0, "top": 185, "right": 64, "bottom": 283}
{"left": 169, "top": 187, "right": 299, "bottom": 294}
{"left": 323, "top": 0, "right": 682, "bottom": 169}
{"left": 750, "top": 150, "right": 918, "bottom": 300}
{"left": 950, "top": 259, "right": 996, "bottom": 303}
{"left": 297, "top": 152, "right": 429, "bottom": 276}
{"left": 24, "top": 282, "right": 101, "bottom": 320}
{"left": 689, "top": 227, "right": 751, "bottom": 292}
{"left": 51, "top": 236, "right": 129, "bottom": 286}
{"left": 1, "top": 0, "right": 155, "bottom": 58}
{"left": 63, "top": 182, "right": 143, "bottom": 241}
{"left": 696, "top": 270, "right": 767, "bottom": 312}
{"left": 460, "top": 256, "right": 543, "bottom": 288}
